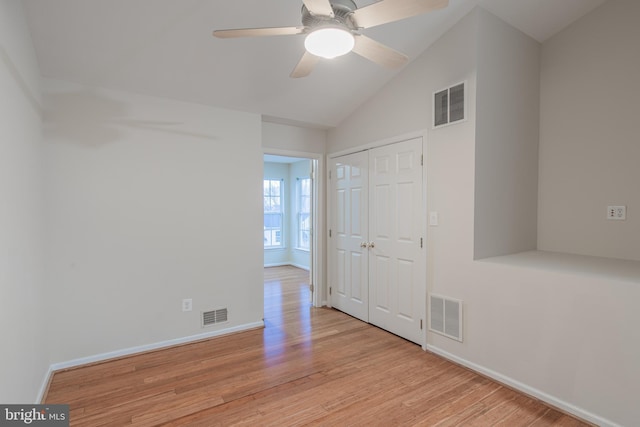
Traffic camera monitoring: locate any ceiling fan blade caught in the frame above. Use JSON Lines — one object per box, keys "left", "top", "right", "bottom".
{"left": 353, "top": 0, "right": 448, "bottom": 29}
{"left": 290, "top": 51, "right": 321, "bottom": 78}
{"left": 352, "top": 34, "right": 408, "bottom": 69}
{"left": 213, "top": 26, "right": 305, "bottom": 38}
{"left": 303, "top": 0, "right": 334, "bottom": 17}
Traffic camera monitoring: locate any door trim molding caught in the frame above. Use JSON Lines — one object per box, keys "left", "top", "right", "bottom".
{"left": 328, "top": 129, "right": 428, "bottom": 159}
{"left": 263, "top": 148, "right": 324, "bottom": 308}
{"left": 328, "top": 132, "right": 428, "bottom": 347}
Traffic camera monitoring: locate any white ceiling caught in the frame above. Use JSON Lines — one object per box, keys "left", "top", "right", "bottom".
{"left": 23, "top": 0, "right": 607, "bottom": 128}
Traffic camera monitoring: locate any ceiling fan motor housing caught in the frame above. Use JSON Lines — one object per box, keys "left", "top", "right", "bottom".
{"left": 302, "top": 0, "right": 358, "bottom": 31}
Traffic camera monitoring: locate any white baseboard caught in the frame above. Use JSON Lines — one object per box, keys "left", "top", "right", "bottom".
{"left": 36, "top": 365, "right": 54, "bottom": 403}
{"left": 264, "top": 262, "right": 289, "bottom": 268}
{"left": 264, "top": 262, "right": 309, "bottom": 271}
{"left": 426, "top": 344, "right": 621, "bottom": 427}
{"left": 39, "top": 321, "right": 264, "bottom": 400}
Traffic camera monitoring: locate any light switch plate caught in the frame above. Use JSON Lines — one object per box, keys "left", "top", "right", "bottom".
{"left": 429, "top": 211, "right": 439, "bottom": 226}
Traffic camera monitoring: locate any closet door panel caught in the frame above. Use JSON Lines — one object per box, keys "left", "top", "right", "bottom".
{"left": 330, "top": 137, "right": 425, "bottom": 344}
{"left": 369, "top": 138, "right": 424, "bottom": 344}
{"left": 330, "top": 151, "right": 369, "bottom": 322}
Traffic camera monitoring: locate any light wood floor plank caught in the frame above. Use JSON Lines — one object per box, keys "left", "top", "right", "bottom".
{"left": 45, "top": 266, "right": 593, "bottom": 426}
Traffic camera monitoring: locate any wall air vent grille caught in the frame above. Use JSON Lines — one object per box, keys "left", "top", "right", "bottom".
{"left": 429, "top": 294, "right": 463, "bottom": 342}
{"left": 434, "top": 82, "right": 466, "bottom": 128}
{"left": 202, "top": 308, "right": 228, "bottom": 327}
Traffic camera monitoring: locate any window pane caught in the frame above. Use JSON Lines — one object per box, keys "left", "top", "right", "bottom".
{"left": 301, "top": 178, "right": 310, "bottom": 196}
{"left": 264, "top": 179, "right": 284, "bottom": 248}
{"left": 271, "top": 180, "right": 280, "bottom": 196}
{"left": 299, "top": 213, "right": 310, "bottom": 227}
{"left": 297, "top": 179, "right": 310, "bottom": 250}
{"left": 299, "top": 178, "right": 311, "bottom": 220}
{"left": 264, "top": 213, "right": 281, "bottom": 228}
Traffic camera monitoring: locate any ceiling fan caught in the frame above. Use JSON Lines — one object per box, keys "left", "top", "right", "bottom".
{"left": 213, "top": 0, "right": 449, "bottom": 78}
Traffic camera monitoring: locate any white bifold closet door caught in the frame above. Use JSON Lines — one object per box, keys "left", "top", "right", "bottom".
{"left": 331, "top": 150, "right": 369, "bottom": 322}
{"left": 330, "top": 137, "right": 425, "bottom": 344}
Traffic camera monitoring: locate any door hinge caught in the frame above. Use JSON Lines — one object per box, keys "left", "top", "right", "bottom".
{"left": 329, "top": 287, "right": 332, "bottom": 296}
{"left": 420, "top": 237, "right": 423, "bottom": 248}
{"left": 329, "top": 170, "right": 332, "bottom": 179}
{"left": 421, "top": 154, "right": 424, "bottom": 166}
{"left": 420, "top": 319, "right": 423, "bottom": 330}
{"left": 310, "top": 283, "right": 314, "bottom": 293}
{"left": 329, "top": 229, "right": 332, "bottom": 238}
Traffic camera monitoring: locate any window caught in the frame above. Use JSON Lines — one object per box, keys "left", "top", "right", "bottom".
{"left": 297, "top": 178, "right": 311, "bottom": 250}
{"left": 264, "top": 179, "right": 283, "bottom": 248}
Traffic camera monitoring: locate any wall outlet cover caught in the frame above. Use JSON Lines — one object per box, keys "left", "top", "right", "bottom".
{"left": 607, "top": 206, "right": 626, "bottom": 220}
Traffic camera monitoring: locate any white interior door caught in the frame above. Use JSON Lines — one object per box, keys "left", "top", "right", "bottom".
{"left": 368, "top": 138, "right": 424, "bottom": 344}
{"left": 330, "top": 151, "right": 369, "bottom": 322}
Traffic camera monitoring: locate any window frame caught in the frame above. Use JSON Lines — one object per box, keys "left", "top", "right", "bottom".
{"left": 263, "top": 178, "right": 285, "bottom": 249}
{"left": 296, "top": 177, "right": 311, "bottom": 251}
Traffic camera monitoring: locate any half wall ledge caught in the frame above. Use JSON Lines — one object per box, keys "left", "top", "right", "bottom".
{"left": 477, "top": 250, "right": 640, "bottom": 284}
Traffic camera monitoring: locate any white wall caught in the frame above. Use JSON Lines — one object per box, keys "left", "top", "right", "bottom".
{"left": 328, "top": 7, "right": 639, "bottom": 426}
{"left": 262, "top": 121, "right": 326, "bottom": 154}
{"left": 43, "top": 79, "right": 264, "bottom": 364}
{"left": 538, "top": 0, "right": 640, "bottom": 261}
{"left": 0, "top": 0, "right": 48, "bottom": 403}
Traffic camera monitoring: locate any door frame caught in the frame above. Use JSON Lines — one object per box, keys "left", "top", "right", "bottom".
{"left": 327, "top": 129, "right": 428, "bottom": 347}
{"left": 263, "top": 148, "right": 325, "bottom": 308}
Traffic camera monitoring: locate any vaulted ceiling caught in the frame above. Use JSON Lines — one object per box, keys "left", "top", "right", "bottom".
{"left": 23, "top": 0, "right": 607, "bottom": 128}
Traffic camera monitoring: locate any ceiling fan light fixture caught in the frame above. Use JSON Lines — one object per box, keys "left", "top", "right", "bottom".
{"left": 304, "top": 27, "right": 355, "bottom": 59}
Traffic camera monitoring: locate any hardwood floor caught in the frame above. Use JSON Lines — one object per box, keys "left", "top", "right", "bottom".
{"left": 45, "top": 266, "right": 591, "bottom": 426}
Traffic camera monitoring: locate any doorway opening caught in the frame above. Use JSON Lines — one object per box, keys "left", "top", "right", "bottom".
{"left": 263, "top": 152, "right": 323, "bottom": 308}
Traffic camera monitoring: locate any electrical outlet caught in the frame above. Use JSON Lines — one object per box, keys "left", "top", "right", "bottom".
{"left": 182, "top": 298, "right": 193, "bottom": 312}
{"left": 607, "top": 206, "right": 626, "bottom": 220}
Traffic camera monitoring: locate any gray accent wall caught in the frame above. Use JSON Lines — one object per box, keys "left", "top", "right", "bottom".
{"left": 538, "top": 0, "right": 640, "bottom": 261}
{"left": 474, "top": 8, "right": 540, "bottom": 259}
